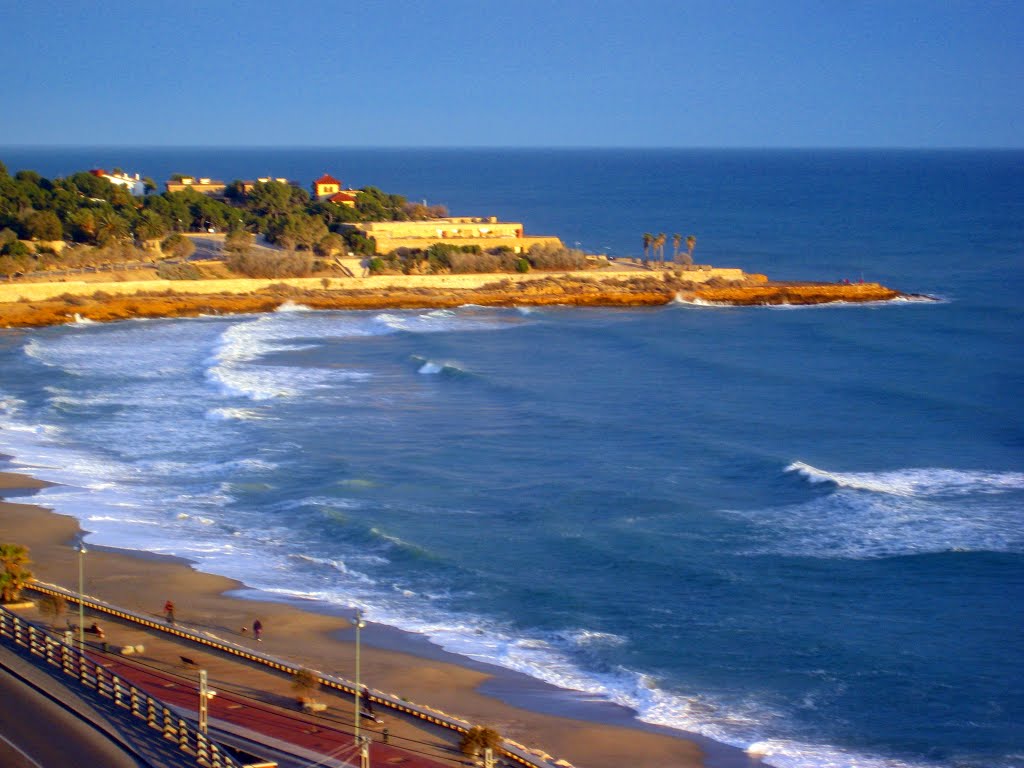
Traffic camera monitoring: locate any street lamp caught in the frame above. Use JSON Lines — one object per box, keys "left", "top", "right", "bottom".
{"left": 199, "top": 669, "right": 217, "bottom": 734}
{"left": 352, "top": 609, "right": 366, "bottom": 744}
{"left": 77, "top": 540, "right": 87, "bottom": 651}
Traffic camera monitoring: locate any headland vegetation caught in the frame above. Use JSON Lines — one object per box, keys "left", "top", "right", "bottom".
{"left": 0, "top": 159, "right": 912, "bottom": 328}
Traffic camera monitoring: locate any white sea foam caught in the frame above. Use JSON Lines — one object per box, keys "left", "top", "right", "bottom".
{"left": 672, "top": 295, "right": 936, "bottom": 311}
{"left": 672, "top": 295, "right": 732, "bottom": 307}
{"left": 204, "top": 314, "right": 378, "bottom": 400}
{"left": 290, "top": 553, "right": 376, "bottom": 584}
{"left": 729, "top": 462, "right": 1024, "bottom": 559}
{"left": 787, "top": 461, "right": 1024, "bottom": 497}
{"left": 373, "top": 306, "right": 524, "bottom": 334}
{"left": 274, "top": 300, "right": 312, "bottom": 313}
{"left": 205, "top": 407, "right": 267, "bottom": 422}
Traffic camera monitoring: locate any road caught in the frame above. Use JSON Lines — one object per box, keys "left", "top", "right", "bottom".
{"left": 0, "top": 645, "right": 148, "bottom": 768}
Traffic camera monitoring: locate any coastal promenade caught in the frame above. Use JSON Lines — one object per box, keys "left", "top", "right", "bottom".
{"left": 10, "top": 582, "right": 569, "bottom": 768}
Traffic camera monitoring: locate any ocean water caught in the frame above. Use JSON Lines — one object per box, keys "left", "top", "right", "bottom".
{"left": 1, "top": 149, "right": 1022, "bottom": 768}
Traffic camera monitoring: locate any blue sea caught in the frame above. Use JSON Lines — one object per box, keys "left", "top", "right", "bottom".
{"left": 1, "top": 148, "right": 1022, "bottom": 768}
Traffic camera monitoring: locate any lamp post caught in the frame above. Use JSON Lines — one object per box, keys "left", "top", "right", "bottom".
{"left": 352, "top": 609, "right": 366, "bottom": 744}
{"left": 77, "top": 540, "right": 87, "bottom": 651}
{"left": 199, "top": 669, "right": 217, "bottom": 734}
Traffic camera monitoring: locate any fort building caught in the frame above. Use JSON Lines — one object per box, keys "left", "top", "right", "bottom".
{"left": 348, "top": 217, "right": 562, "bottom": 255}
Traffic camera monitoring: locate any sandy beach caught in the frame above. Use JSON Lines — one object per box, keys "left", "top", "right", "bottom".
{"left": 0, "top": 469, "right": 748, "bottom": 768}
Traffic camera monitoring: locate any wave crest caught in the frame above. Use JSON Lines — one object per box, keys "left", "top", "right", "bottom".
{"left": 786, "top": 461, "right": 1024, "bottom": 497}
{"left": 731, "top": 463, "right": 1024, "bottom": 559}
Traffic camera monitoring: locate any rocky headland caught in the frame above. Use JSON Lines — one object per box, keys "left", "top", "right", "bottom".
{"left": 0, "top": 269, "right": 914, "bottom": 329}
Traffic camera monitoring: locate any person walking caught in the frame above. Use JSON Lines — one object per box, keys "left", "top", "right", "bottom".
{"left": 253, "top": 618, "right": 262, "bottom": 641}
{"left": 164, "top": 600, "right": 175, "bottom": 624}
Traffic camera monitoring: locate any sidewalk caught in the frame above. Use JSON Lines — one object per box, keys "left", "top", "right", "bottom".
{"left": 92, "top": 647, "right": 461, "bottom": 768}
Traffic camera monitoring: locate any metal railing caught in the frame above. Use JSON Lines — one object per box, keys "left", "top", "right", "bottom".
{"left": 0, "top": 603, "right": 244, "bottom": 768}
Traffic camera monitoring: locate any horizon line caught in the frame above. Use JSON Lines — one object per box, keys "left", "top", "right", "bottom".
{"left": 2, "top": 144, "right": 1023, "bottom": 152}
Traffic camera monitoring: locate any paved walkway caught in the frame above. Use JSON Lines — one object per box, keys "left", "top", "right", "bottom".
{"left": 90, "top": 647, "right": 462, "bottom": 768}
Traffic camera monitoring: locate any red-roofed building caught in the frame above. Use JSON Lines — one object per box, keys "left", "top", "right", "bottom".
{"left": 312, "top": 174, "right": 342, "bottom": 199}
{"left": 328, "top": 191, "right": 357, "bottom": 207}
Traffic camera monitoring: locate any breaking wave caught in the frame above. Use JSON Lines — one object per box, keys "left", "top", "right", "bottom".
{"left": 730, "top": 463, "right": 1024, "bottom": 559}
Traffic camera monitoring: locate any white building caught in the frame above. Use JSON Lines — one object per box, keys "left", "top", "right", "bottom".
{"left": 89, "top": 169, "right": 147, "bottom": 196}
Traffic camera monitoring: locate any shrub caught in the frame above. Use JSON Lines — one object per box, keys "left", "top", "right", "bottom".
{"left": 448, "top": 251, "right": 502, "bottom": 274}
{"left": 459, "top": 726, "right": 501, "bottom": 757}
{"left": 157, "top": 262, "right": 203, "bottom": 280}
{"left": 223, "top": 229, "right": 254, "bottom": 255}
{"left": 292, "top": 668, "right": 319, "bottom": 698}
{"left": 0, "top": 254, "right": 31, "bottom": 278}
{"left": 37, "top": 593, "right": 66, "bottom": 626}
{"left": 1, "top": 240, "right": 31, "bottom": 258}
{"left": 57, "top": 293, "right": 90, "bottom": 306}
{"left": 161, "top": 233, "right": 195, "bottom": 260}
{"left": 526, "top": 243, "right": 588, "bottom": 270}
{"left": 226, "top": 250, "right": 313, "bottom": 278}
{"left": 515, "top": 258, "right": 530, "bottom": 273}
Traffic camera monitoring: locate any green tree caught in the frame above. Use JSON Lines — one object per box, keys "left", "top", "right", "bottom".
{"left": 314, "top": 232, "right": 343, "bottom": 257}
{"left": 0, "top": 544, "right": 33, "bottom": 603}
{"left": 133, "top": 209, "right": 168, "bottom": 242}
{"left": 14, "top": 170, "right": 41, "bottom": 186}
{"left": 344, "top": 231, "right": 376, "bottom": 256}
{"left": 95, "top": 210, "right": 131, "bottom": 245}
{"left": 24, "top": 210, "right": 63, "bottom": 241}
{"left": 245, "top": 180, "right": 306, "bottom": 219}
{"left": 69, "top": 209, "right": 98, "bottom": 243}
{"left": 642, "top": 233, "right": 652, "bottom": 265}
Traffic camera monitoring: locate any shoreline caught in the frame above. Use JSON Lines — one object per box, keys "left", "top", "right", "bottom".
{"left": 0, "top": 467, "right": 765, "bottom": 768}
{"left": 0, "top": 269, "right": 910, "bottom": 329}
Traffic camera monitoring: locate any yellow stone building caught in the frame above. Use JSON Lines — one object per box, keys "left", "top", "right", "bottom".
{"left": 350, "top": 217, "right": 562, "bottom": 254}
{"left": 164, "top": 176, "right": 227, "bottom": 195}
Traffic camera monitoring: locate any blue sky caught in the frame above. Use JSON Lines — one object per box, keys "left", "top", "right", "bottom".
{"left": 4, "top": 0, "right": 1021, "bottom": 147}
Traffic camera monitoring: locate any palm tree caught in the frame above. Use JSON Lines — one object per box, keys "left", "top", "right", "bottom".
{"left": 0, "top": 543, "right": 33, "bottom": 603}
{"left": 642, "top": 233, "right": 652, "bottom": 266}
{"left": 655, "top": 233, "right": 666, "bottom": 266}
{"left": 672, "top": 234, "right": 681, "bottom": 263}
{"left": 685, "top": 235, "right": 697, "bottom": 266}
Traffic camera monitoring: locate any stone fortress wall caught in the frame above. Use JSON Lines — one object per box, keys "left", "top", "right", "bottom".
{"left": 0, "top": 268, "right": 748, "bottom": 304}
